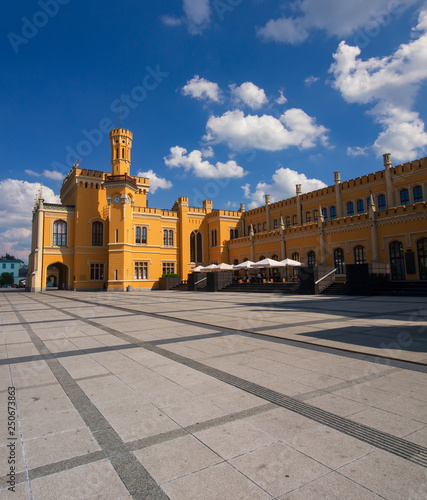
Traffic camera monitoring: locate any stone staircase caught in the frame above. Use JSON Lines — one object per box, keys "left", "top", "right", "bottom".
{"left": 320, "top": 282, "right": 349, "bottom": 295}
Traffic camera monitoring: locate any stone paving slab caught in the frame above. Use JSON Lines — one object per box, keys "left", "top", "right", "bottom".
{"left": 0, "top": 289, "right": 427, "bottom": 499}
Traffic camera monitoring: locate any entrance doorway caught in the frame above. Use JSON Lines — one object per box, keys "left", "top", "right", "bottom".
{"left": 46, "top": 263, "right": 69, "bottom": 289}
{"left": 389, "top": 241, "right": 405, "bottom": 280}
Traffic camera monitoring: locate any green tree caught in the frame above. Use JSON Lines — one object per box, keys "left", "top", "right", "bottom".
{"left": 0, "top": 273, "right": 14, "bottom": 286}
{"left": 0, "top": 254, "right": 16, "bottom": 260}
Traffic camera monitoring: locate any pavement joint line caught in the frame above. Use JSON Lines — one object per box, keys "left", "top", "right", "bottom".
{"left": 19, "top": 293, "right": 427, "bottom": 469}
{"left": 35, "top": 292, "right": 427, "bottom": 371}
{"left": 3, "top": 295, "right": 169, "bottom": 500}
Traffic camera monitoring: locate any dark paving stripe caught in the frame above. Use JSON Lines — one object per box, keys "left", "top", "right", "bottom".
{"left": 20, "top": 293, "right": 427, "bottom": 469}
{"left": 4, "top": 295, "right": 169, "bottom": 500}
{"left": 0, "top": 342, "right": 138, "bottom": 366}
{"left": 296, "top": 367, "right": 401, "bottom": 402}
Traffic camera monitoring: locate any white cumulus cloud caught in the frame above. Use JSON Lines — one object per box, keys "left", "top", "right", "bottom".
{"left": 162, "top": 0, "right": 211, "bottom": 34}
{"left": 347, "top": 146, "right": 369, "bottom": 156}
{"left": 25, "top": 169, "right": 65, "bottom": 181}
{"left": 136, "top": 170, "right": 172, "bottom": 194}
{"left": 258, "top": 0, "right": 420, "bottom": 44}
{"left": 164, "top": 146, "right": 247, "bottom": 178}
{"left": 204, "top": 109, "right": 329, "bottom": 151}
{"left": 230, "top": 82, "right": 268, "bottom": 109}
{"left": 242, "top": 167, "right": 327, "bottom": 209}
{"left": 329, "top": 10, "right": 427, "bottom": 160}
{"left": 276, "top": 90, "right": 288, "bottom": 105}
{"left": 0, "top": 179, "right": 60, "bottom": 262}
{"left": 182, "top": 75, "right": 221, "bottom": 103}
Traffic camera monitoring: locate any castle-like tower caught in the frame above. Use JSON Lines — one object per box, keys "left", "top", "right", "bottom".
{"left": 110, "top": 128, "right": 133, "bottom": 176}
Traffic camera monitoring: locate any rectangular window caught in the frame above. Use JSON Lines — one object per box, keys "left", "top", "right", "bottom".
{"left": 162, "top": 263, "right": 175, "bottom": 275}
{"left": 211, "top": 230, "right": 217, "bottom": 247}
{"left": 90, "top": 263, "right": 104, "bottom": 281}
{"left": 115, "top": 229, "right": 118, "bottom": 243}
{"left": 135, "top": 262, "right": 148, "bottom": 280}
{"left": 2, "top": 264, "right": 5, "bottom": 269}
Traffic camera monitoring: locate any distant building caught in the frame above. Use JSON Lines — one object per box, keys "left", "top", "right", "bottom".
{"left": 27, "top": 128, "right": 427, "bottom": 292}
{"left": 0, "top": 258, "right": 25, "bottom": 285}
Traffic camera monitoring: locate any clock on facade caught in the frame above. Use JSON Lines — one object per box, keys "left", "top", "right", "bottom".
{"left": 113, "top": 196, "right": 121, "bottom": 204}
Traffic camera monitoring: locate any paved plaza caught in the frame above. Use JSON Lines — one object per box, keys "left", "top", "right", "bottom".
{"left": 1, "top": 289, "right": 427, "bottom": 499}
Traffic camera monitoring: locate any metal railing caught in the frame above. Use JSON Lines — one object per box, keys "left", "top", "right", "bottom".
{"left": 315, "top": 268, "right": 337, "bottom": 293}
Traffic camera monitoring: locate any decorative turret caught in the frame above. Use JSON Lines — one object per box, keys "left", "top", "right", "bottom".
{"left": 110, "top": 128, "right": 133, "bottom": 175}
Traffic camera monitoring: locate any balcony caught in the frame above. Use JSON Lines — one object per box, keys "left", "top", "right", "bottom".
{"left": 104, "top": 174, "right": 137, "bottom": 186}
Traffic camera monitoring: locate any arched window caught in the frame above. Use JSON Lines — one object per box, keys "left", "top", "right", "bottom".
{"left": 321, "top": 208, "right": 328, "bottom": 220}
{"left": 413, "top": 186, "right": 423, "bottom": 203}
{"left": 233, "top": 259, "right": 239, "bottom": 266}
{"left": 347, "top": 202, "right": 354, "bottom": 216}
{"left": 313, "top": 209, "right": 319, "bottom": 221}
{"left": 271, "top": 254, "right": 278, "bottom": 261}
{"left": 334, "top": 248, "right": 345, "bottom": 274}
{"left": 417, "top": 238, "right": 427, "bottom": 280}
{"left": 135, "top": 227, "right": 147, "bottom": 244}
{"left": 400, "top": 189, "right": 409, "bottom": 205}
{"left": 122, "top": 147, "right": 125, "bottom": 158}
{"left": 378, "top": 194, "right": 386, "bottom": 210}
{"left": 163, "top": 230, "right": 168, "bottom": 246}
{"left": 168, "top": 230, "right": 174, "bottom": 246}
{"left": 389, "top": 241, "right": 405, "bottom": 280}
{"left": 357, "top": 199, "right": 364, "bottom": 214}
{"left": 53, "top": 220, "right": 67, "bottom": 246}
{"left": 92, "top": 221, "right": 103, "bottom": 246}
{"left": 354, "top": 245, "right": 366, "bottom": 264}
{"left": 305, "top": 211, "right": 312, "bottom": 223}
{"left": 190, "top": 231, "right": 202, "bottom": 263}
{"left": 259, "top": 255, "right": 266, "bottom": 261}
{"left": 292, "top": 215, "right": 298, "bottom": 226}
{"left": 307, "top": 251, "right": 316, "bottom": 268}
{"left": 330, "top": 206, "right": 336, "bottom": 220}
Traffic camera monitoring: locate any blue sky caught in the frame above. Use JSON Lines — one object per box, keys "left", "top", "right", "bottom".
{"left": 2, "top": 0, "right": 427, "bottom": 262}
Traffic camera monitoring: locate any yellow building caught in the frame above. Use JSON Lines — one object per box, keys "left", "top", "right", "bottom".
{"left": 28, "top": 128, "right": 427, "bottom": 292}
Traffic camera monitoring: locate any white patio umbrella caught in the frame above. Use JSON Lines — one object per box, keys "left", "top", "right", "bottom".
{"left": 252, "top": 258, "right": 287, "bottom": 268}
{"left": 190, "top": 265, "right": 205, "bottom": 272}
{"left": 280, "top": 258, "right": 304, "bottom": 266}
{"left": 199, "top": 264, "right": 219, "bottom": 272}
{"left": 233, "top": 260, "right": 255, "bottom": 269}
{"left": 210, "top": 263, "right": 234, "bottom": 271}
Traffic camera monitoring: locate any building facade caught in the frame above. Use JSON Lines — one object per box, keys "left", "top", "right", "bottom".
{"left": 0, "top": 259, "right": 25, "bottom": 286}
{"left": 27, "top": 128, "right": 427, "bottom": 292}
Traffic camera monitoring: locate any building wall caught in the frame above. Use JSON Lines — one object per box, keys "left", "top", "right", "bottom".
{"left": 27, "top": 130, "right": 427, "bottom": 292}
